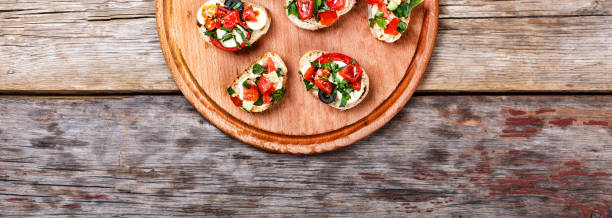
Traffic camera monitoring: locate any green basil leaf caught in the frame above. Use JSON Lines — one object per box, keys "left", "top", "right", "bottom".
{"left": 242, "top": 80, "right": 250, "bottom": 88}
{"left": 204, "top": 30, "right": 216, "bottom": 37}
{"left": 303, "top": 79, "right": 314, "bottom": 91}
{"left": 317, "top": 1, "right": 331, "bottom": 13}
{"left": 220, "top": 27, "right": 232, "bottom": 32}
{"left": 221, "top": 32, "right": 234, "bottom": 41}
{"left": 230, "top": 2, "right": 242, "bottom": 10}
{"left": 376, "top": 16, "right": 387, "bottom": 29}
{"left": 234, "top": 35, "right": 242, "bottom": 49}
{"left": 253, "top": 77, "right": 264, "bottom": 106}
{"left": 271, "top": 89, "right": 286, "bottom": 104}
{"left": 252, "top": 63, "right": 268, "bottom": 75}
{"left": 276, "top": 68, "right": 285, "bottom": 77}
{"left": 227, "top": 87, "right": 236, "bottom": 96}
{"left": 286, "top": 0, "right": 299, "bottom": 18}
{"left": 254, "top": 95, "right": 263, "bottom": 106}
{"left": 339, "top": 93, "right": 350, "bottom": 108}
{"left": 409, "top": 0, "right": 424, "bottom": 12}
{"left": 397, "top": 21, "right": 408, "bottom": 33}
{"left": 314, "top": 0, "right": 322, "bottom": 13}
{"left": 235, "top": 28, "right": 251, "bottom": 47}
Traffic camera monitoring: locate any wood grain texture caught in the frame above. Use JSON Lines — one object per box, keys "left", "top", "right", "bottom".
{"left": 156, "top": 0, "right": 436, "bottom": 153}
{"left": 1, "top": 0, "right": 611, "bottom": 93}
{"left": 0, "top": 95, "right": 610, "bottom": 216}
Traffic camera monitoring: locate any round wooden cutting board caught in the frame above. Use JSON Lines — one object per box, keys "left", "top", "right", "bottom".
{"left": 156, "top": 0, "right": 438, "bottom": 154}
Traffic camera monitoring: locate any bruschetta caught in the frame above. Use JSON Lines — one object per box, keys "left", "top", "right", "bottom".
{"left": 227, "top": 52, "right": 288, "bottom": 113}
{"left": 285, "top": 0, "right": 355, "bottom": 30}
{"left": 298, "top": 50, "right": 369, "bottom": 110}
{"left": 197, "top": 0, "right": 270, "bottom": 52}
{"left": 366, "top": 0, "right": 423, "bottom": 43}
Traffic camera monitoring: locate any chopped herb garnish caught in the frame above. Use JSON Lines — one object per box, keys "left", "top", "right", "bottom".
{"left": 253, "top": 92, "right": 263, "bottom": 106}
{"left": 204, "top": 30, "right": 215, "bottom": 37}
{"left": 408, "top": 0, "right": 424, "bottom": 14}
{"left": 271, "top": 89, "right": 286, "bottom": 104}
{"left": 339, "top": 92, "right": 350, "bottom": 108}
{"left": 227, "top": 87, "right": 236, "bottom": 96}
{"left": 252, "top": 63, "right": 268, "bottom": 75}
{"left": 397, "top": 21, "right": 408, "bottom": 33}
{"left": 276, "top": 68, "right": 285, "bottom": 77}
{"left": 318, "top": 75, "right": 329, "bottom": 80}
{"left": 317, "top": 1, "right": 331, "bottom": 13}
{"left": 221, "top": 32, "right": 234, "bottom": 41}
{"left": 242, "top": 80, "right": 250, "bottom": 88}
{"left": 350, "top": 59, "right": 356, "bottom": 65}
{"left": 234, "top": 35, "right": 242, "bottom": 49}
{"left": 369, "top": 12, "right": 387, "bottom": 28}
{"left": 220, "top": 27, "right": 232, "bottom": 32}
{"left": 393, "top": 0, "right": 422, "bottom": 18}
{"left": 230, "top": 2, "right": 242, "bottom": 10}
{"left": 253, "top": 77, "right": 264, "bottom": 106}
{"left": 330, "top": 62, "right": 339, "bottom": 73}
{"left": 314, "top": 0, "right": 322, "bottom": 13}
{"left": 235, "top": 28, "right": 251, "bottom": 47}
{"left": 310, "top": 61, "right": 321, "bottom": 68}
{"left": 303, "top": 79, "right": 314, "bottom": 91}
{"left": 285, "top": 0, "right": 299, "bottom": 18}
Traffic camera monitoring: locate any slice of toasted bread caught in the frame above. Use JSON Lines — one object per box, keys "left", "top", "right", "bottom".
{"left": 298, "top": 50, "right": 369, "bottom": 110}
{"left": 228, "top": 52, "right": 288, "bottom": 113}
{"left": 367, "top": 3, "right": 410, "bottom": 43}
{"left": 285, "top": 0, "right": 356, "bottom": 30}
{"left": 198, "top": 0, "right": 271, "bottom": 48}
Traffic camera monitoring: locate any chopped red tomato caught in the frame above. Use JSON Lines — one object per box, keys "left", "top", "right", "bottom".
{"left": 297, "top": 0, "right": 314, "bottom": 20}
{"left": 257, "top": 77, "right": 274, "bottom": 96}
{"left": 326, "top": 0, "right": 345, "bottom": 11}
{"left": 385, "top": 18, "right": 400, "bottom": 35}
{"left": 210, "top": 37, "right": 239, "bottom": 52}
{"left": 365, "top": 0, "right": 382, "bottom": 4}
{"left": 315, "top": 53, "right": 353, "bottom": 64}
{"left": 263, "top": 94, "right": 272, "bottom": 104}
{"left": 315, "top": 53, "right": 363, "bottom": 81}
{"left": 349, "top": 79, "right": 361, "bottom": 91}
{"left": 315, "top": 78, "right": 333, "bottom": 94}
{"left": 303, "top": 66, "right": 316, "bottom": 82}
{"left": 230, "top": 96, "right": 242, "bottom": 107}
{"left": 319, "top": 11, "right": 338, "bottom": 26}
{"left": 221, "top": 10, "right": 240, "bottom": 29}
{"left": 263, "top": 57, "right": 276, "bottom": 73}
{"left": 216, "top": 6, "right": 231, "bottom": 16}
{"left": 338, "top": 64, "right": 363, "bottom": 84}
{"left": 314, "top": 69, "right": 333, "bottom": 94}
{"left": 243, "top": 83, "right": 259, "bottom": 101}
{"left": 378, "top": 3, "right": 392, "bottom": 18}
{"left": 242, "top": 6, "right": 257, "bottom": 22}
{"left": 205, "top": 20, "right": 216, "bottom": 31}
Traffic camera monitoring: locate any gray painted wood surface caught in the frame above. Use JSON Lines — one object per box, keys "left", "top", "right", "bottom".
{"left": 0, "top": 95, "right": 610, "bottom": 216}
{"left": 0, "top": 0, "right": 611, "bottom": 92}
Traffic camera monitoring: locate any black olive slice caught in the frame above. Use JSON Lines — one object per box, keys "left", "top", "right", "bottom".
{"left": 318, "top": 89, "right": 336, "bottom": 104}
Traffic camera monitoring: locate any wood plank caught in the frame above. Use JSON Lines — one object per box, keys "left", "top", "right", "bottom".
{"left": 424, "top": 16, "right": 612, "bottom": 92}
{"left": 0, "top": 0, "right": 611, "bottom": 93}
{"left": 0, "top": 95, "right": 610, "bottom": 216}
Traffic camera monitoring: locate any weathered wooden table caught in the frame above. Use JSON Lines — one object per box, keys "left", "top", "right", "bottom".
{"left": 1, "top": 0, "right": 611, "bottom": 216}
